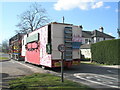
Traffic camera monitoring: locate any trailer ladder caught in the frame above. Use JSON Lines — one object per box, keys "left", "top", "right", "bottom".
{"left": 64, "top": 27, "right": 73, "bottom": 61}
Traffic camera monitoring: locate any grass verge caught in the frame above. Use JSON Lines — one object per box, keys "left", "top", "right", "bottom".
{"left": 81, "top": 61, "right": 111, "bottom": 66}
{"left": 0, "top": 57, "right": 9, "bottom": 60}
{"left": 9, "top": 73, "right": 94, "bottom": 90}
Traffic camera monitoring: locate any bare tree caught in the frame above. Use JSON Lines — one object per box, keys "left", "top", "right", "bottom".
{"left": 16, "top": 3, "right": 50, "bottom": 34}
{"left": 1, "top": 40, "right": 9, "bottom": 53}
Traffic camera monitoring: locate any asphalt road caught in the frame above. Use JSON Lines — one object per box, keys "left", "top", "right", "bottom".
{"left": 0, "top": 54, "right": 47, "bottom": 89}
{"left": 0, "top": 54, "right": 119, "bottom": 89}
{"left": 63, "top": 64, "right": 119, "bottom": 89}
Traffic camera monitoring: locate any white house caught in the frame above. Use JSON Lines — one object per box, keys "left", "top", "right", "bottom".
{"left": 80, "top": 44, "right": 91, "bottom": 59}
{"left": 82, "top": 27, "right": 115, "bottom": 44}
{"left": 80, "top": 27, "right": 115, "bottom": 59}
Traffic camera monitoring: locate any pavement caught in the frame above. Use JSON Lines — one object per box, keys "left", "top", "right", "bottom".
{"left": 98, "top": 65, "right": 120, "bottom": 69}
{"left": 81, "top": 61, "right": 120, "bottom": 69}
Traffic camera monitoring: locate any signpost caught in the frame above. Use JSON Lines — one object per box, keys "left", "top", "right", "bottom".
{"left": 58, "top": 44, "right": 65, "bottom": 82}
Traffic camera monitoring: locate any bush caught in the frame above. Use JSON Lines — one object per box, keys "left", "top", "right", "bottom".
{"left": 91, "top": 39, "right": 120, "bottom": 65}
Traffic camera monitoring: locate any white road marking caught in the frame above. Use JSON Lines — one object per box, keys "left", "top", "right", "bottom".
{"left": 96, "top": 79, "right": 101, "bottom": 81}
{"left": 75, "top": 73, "right": 117, "bottom": 80}
{"left": 109, "top": 82, "right": 113, "bottom": 84}
{"left": 74, "top": 73, "right": 119, "bottom": 88}
{"left": 107, "top": 70, "right": 112, "bottom": 72}
{"left": 96, "top": 74, "right": 117, "bottom": 80}
{"left": 86, "top": 76, "right": 92, "bottom": 79}
{"left": 107, "top": 70, "right": 117, "bottom": 74}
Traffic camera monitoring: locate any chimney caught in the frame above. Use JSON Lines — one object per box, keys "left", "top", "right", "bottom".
{"left": 99, "top": 27, "right": 104, "bottom": 33}
{"left": 79, "top": 25, "right": 83, "bottom": 29}
{"left": 93, "top": 30, "right": 97, "bottom": 36}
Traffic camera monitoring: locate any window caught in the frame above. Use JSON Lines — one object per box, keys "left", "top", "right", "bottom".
{"left": 27, "top": 34, "right": 29, "bottom": 37}
{"left": 48, "top": 25, "right": 51, "bottom": 44}
{"left": 22, "top": 40, "right": 24, "bottom": 45}
{"left": 85, "top": 39, "right": 88, "bottom": 44}
{"left": 97, "top": 38, "right": 99, "bottom": 42}
{"left": 103, "top": 38, "right": 105, "bottom": 40}
{"left": 47, "top": 24, "right": 52, "bottom": 54}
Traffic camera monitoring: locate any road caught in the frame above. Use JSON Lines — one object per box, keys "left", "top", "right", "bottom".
{"left": 63, "top": 64, "right": 119, "bottom": 89}
{"left": 0, "top": 53, "right": 47, "bottom": 89}
{"left": 0, "top": 54, "right": 119, "bottom": 89}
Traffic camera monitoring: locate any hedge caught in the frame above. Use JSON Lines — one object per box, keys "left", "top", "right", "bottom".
{"left": 91, "top": 39, "right": 120, "bottom": 65}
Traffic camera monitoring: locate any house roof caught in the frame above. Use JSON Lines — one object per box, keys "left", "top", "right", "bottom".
{"left": 9, "top": 33, "right": 25, "bottom": 41}
{"left": 82, "top": 30, "right": 115, "bottom": 38}
{"left": 82, "top": 31, "right": 92, "bottom": 38}
{"left": 80, "top": 44, "right": 91, "bottom": 49}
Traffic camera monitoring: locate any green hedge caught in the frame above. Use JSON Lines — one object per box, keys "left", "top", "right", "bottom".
{"left": 91, "top": 39, "right": 120, "bottom": 65}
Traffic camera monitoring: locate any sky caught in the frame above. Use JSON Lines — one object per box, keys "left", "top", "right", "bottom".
{"left": 0, "top": 0, "right": 119, "bottom": 44}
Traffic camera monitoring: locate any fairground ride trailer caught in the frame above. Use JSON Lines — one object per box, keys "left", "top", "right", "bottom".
{"left": 22, "top": 22, "right": 82, "bottom": 68}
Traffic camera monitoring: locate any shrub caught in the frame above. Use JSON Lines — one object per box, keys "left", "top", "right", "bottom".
{"left": 91, "top": 39, "right": 120, "bottom": 65}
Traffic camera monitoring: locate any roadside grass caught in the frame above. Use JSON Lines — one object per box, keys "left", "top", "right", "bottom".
{"left": 0, "top": 57, "right": 9, "bottom": 60}
{"left": 81, "top": 61, "right": 111, "bottom": 66}
{"left": 9, "top": 73, "right": 94, "bottom": 90}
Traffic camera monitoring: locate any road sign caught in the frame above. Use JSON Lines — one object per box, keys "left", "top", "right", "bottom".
{"left": 58, "top": 44, "right": 65, "bottom": 52}
{"left": 58, "top": 44, "right": 65, "bottom": 82}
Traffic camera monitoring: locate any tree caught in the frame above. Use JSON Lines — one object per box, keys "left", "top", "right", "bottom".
{"left": 1, "top": 40, "right": 9, "bottom": 53}
{"left": 16, "top": 3, "right": 50, "bottom": 34}
{"left": 0, "top": 43, "right": 2, "bottom": 52}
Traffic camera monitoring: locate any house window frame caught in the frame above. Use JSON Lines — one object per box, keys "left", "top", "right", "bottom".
{"left": 85, "top": 38, "right": 88, "bottom": 44}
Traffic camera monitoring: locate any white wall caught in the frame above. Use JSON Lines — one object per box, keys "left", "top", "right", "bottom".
{"left": 80, "top": 49, "right": 91, "bottom": 58}
{"left": 105, "top": 38, "right": 114, "bottom": 40}
{"left": 93, "top": 37, "right": 97, "bottom": 43}
{"left": 82, "top": 37, "right": 114, "bottom": 44}
{"left": 72, "top": 26, "right": 82, "bottom": 59}
{"left": 98, "top": 37, "right": 104, "bottom": 41}
{"left": 52, "top": 23, "right": 82, "bottom": 59}
{"left": 96, "top": 37, "right": 114, "bottom": 43}
{"left": 73, "top": 50, "right": 80, "bottom": 59}
{"left": 51, "top": 24, "right": 71, "bottom": 59}
{"left": 21, "top": 35, "right": 27, "bottom": 57}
